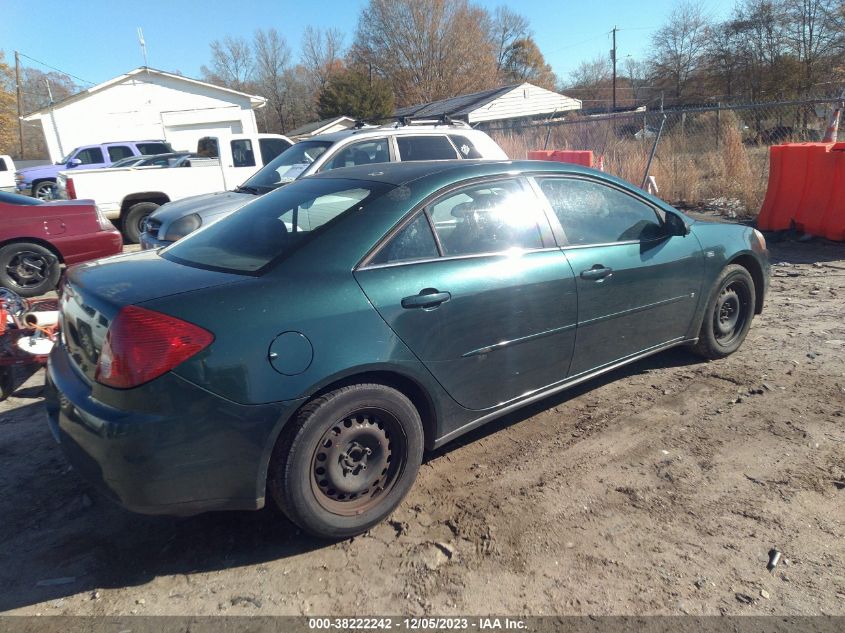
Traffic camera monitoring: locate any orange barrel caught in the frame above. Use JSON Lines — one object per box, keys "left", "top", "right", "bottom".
{"left": 821, "top": 143, "right": 845, "bottom": 240}
{"left": 528, "top": 150, "right": 595, "bottom": 168}
{"left": 758, "top": 143, "right": 817, "bottom": 231}
{"left": 793, "top": 143, "right": 837, "bottom": 233}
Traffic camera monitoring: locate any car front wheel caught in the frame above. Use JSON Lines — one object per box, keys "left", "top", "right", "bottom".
{"left": 33, "top": 181, "right": 57, "bottom": 201}
{"left": 692, "top": 264, "right": 756, "bottom": 359}
{"left": 269, "top": 384, "right": 424, "bottom": 539}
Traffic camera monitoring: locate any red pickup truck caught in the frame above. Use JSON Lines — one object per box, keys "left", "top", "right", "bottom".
{"left": 0, "top": 191, "right": 122, "bottom": 296}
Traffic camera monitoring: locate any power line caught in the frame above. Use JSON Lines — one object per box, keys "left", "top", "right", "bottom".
{"left": 15, "top": 52, "right": 96, "bottom": 86}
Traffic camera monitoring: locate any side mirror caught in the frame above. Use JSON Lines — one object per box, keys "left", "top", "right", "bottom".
{"left": 67, "top": 158, "right": 82, "bottom": 168}
{"left": 665, "top": 212, "right": 690, "bottom": 237}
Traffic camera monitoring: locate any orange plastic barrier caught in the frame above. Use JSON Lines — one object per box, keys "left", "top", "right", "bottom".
{"left": 757, "top": 142, "right": 845, "bottom": 240}
{"left": 528, "top": 150, "right": 603, "bottom": 170}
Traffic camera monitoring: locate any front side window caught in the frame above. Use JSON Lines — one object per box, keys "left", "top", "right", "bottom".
{"left": 107, "top": 145, "right": 133, "bottom": 162}
{"left": 231, "top": 139, "right": 256, "bottom": 167}
{"left": 259, "top": 138, "right": 291, "bottom": 165}
{"left": 322, "top": 139, "right": 390, "bottom": 171}
{"left": 537, "top": 177, "right": 664, "bottom": 245}
{"left": 164, "top": 178, "right": 393, "bottom": 274}
{"left": 242, "top": 141, "right": 333, "bottom": 192}
{"left": 0, "top": 158, "right": 6, "bottom": 171}
{"left": 75, "top": 147, "right": 105, "bottom": 165}
{"left": 397, "top": 135, "right": 459, "bottom": 161}
{"left": 428, "top": 179, "right": 544, "bottom": 256}
{"left": 370, "top": 214, "right": 439, "bottom": 265}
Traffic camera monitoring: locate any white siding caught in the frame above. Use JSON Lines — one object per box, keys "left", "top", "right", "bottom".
{"left": 28, "top": 72, "right": 261, "bottom": 162}
{"left": 467, "top": 84, "right": 581, "bottom": 124}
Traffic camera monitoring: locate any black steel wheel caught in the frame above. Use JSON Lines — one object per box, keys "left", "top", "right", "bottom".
{"left": 0, "top": 242, "right": 61, "bottom": 297}
{"left": 269, "top": 384, "right": 424, "bottom": 539}
{"left": 692, "top": 264, "right": 756, "bottom": 359}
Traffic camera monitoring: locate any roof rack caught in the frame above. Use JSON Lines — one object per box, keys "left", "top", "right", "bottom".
{"left": 390, "top": 114, "right": 471, "bottom": 129}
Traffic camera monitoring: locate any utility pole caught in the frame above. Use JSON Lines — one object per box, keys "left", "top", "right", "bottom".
{"left": 14, "top": 51, "right": 23, "bottom": 158}
{"left": 611, "top": 27, "right": 617, "bottom": 111}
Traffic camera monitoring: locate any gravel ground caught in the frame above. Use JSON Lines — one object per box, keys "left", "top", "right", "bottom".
{"left": 0, "top": 235, "right": 843, "bottom": 616}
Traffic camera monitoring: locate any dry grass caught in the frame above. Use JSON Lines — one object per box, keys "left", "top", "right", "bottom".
{"left": 490, "top": 114, "right": 770, "bottom": 218}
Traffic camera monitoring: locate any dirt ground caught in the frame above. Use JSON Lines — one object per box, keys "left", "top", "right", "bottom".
{"left": 0, "top": 233, "right": 843, "bottom": 617}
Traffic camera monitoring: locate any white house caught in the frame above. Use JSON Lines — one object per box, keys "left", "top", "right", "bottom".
{"left": 394, "top": 83, "right": 581, "bottom": 127}
{"left": 23, "top": 67, "right": 267, "bottom": 162}
{"left": 286, "top": 116, "right": 357, "bottom": 140}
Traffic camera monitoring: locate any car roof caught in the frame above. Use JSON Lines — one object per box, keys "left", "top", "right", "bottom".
{"left": 309, "top": 125, "right": 484, "bottom": 144}
{"left": 307, "top": 159, "right": 603, "bottom": 186}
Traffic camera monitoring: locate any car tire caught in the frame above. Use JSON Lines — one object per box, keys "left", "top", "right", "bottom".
{"left": 692, "top": 264, "right": 756, "bottom": 360}
{"left": 268, "top": 383, "right": 424, "bottom": 539}
{"left": 0, "top": 242, "right": 61, "bottom": 297}
{"left": 122, "top": 202, "right": 160, "bottom": 244}
{"left": 32, "top": 180, "right": 57, "bottom": 201}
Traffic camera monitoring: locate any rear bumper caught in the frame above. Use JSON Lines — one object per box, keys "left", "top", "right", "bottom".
{"left": 139, "top": 231, "right": 172, "bottom": 251}
{"left": 45, "top": 342, "right": 305, "bottom": 515}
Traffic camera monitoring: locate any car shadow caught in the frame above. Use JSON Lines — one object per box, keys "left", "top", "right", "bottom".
{"left": 0, "top": 347, "right": 701, "bottom": 612}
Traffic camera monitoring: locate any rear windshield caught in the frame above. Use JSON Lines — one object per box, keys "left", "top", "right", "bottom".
{"left": 241, "top": 141, "right": 333, "bottom": 193}
{"left": 163, "top": 178, "right": 393, "bottom": 274}
{"left": 136, "top": 142, "right": 172, "bottom": 155}
{"left": 0, "top": 191, "right": 42, "bottom": 206}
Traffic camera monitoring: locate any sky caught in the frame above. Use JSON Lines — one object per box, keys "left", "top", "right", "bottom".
{"left": 1, "top": 0, "right": 736, "bottom": 91}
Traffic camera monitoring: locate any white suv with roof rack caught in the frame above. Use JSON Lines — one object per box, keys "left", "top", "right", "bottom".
{"left": 140, "top": 121, "right": 508, "bottom": 249}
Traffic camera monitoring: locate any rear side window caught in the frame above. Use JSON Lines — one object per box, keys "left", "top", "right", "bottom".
{"left": 107, "top": 145, "right": 133, "bottom": 162}
{"left": 448, "top": 135, "right": 483, "bottom": 159}
{"left": 259, "top": 138, "right": 291, "bottom": 164}
{"left": 0, "top": 158, "right": 7, "bottom": 171}
{"left": 164, "top": 178, "right": 393, "bottom": 274}
{"left": 136, "top": 142, "right": 171, "bottom": 155}
{"left": 196, "top": 138, "right": 220, "bottom": 159}
{"left": 428, "top": 179, "right": 544, "bottom": 256}
{"left": 537, "top": 177, "right": 664, "bottom": 245}
{"left": 397, "top": 136, "right": 459, "bottom": 161}
{"left": 75, "top": 147, "right": 105, "bottom": 165}
{"left": 370, "top": 214, "right": 439, "bottom": 265}
{"left": 231, "top": 140, "right": 256, "bottom": 167}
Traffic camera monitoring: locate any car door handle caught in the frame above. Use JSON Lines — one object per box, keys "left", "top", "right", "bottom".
{"left": 401, "top": 289, "right": 451, "bottom": 309}
{"left": 580, "top": 265, "right": 613, "bottom": 281}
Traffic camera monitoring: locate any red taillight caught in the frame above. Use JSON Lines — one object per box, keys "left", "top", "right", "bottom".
{"left": 66, "top": 178, "right": 77, "bottom": 199}
{"left": 95, "top": 305, "right": 213, "bottom": 389}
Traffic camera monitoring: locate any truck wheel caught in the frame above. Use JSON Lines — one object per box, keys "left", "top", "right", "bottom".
{"left": 0, "top": 242, "right": 61, "bottom": 297}
{"left": 268, "top": 383, "right": 424, "bottom": 539}
{"left": 33, "top": 180, "right": 57, "bottom": 201}
{"left": 123, "top": 202, "right": 160, "bottom": 243}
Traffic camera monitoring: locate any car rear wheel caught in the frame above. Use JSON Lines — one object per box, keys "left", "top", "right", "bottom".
{"left": 0, "top": 242, "right": 61, "bottom": 297}
{"left": 692, "top": 264, "right": 756, "bottom": 359}
{"left": 269, "top": 384, "right": 424, "bottom": 539}
{"left": 123, "top": 202, "right": 160, "bottom": 243}
{"left": 33, "top": 180, "right": 57, "bottom": 201}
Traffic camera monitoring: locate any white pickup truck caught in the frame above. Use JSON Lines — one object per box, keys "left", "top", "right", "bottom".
{"left": 56, "top": 133, "right": 292, "bottom": 242}
{"left": 0, "top": 155, "right": 16, "bottom": 193}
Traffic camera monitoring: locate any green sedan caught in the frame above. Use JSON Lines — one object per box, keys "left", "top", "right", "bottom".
{"left": 45, "top": 160, "right": 769, "bottom": 538}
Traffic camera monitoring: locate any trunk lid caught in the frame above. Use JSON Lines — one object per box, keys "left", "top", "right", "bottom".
{"left": 60, "top": 249, "right": 243, "bottom": 382}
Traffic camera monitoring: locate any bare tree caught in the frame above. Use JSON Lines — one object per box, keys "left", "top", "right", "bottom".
{"left": 783, "top": 0, "right": 842, "bottom": 91}
{"left": 353, "top": 0, "right": 499, "bottom": 107}
{"left": 254, "top": 28, "right": 294, "bottom": 132}
{"left": 650, "top": 2, "right": 712, "bottom": 102}
{"left": 201, "top": 35, "right": 255, "bottom": 91}
{"left": 490, "top": 5, "right": 530, "bottom": 72}
{"left": 301, "top": 26, "right": 345, "bottom": 91}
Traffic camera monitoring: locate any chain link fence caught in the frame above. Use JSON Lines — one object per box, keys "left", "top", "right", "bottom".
{"left": 485, "top": 98, "right": 844, "bottom": 218}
